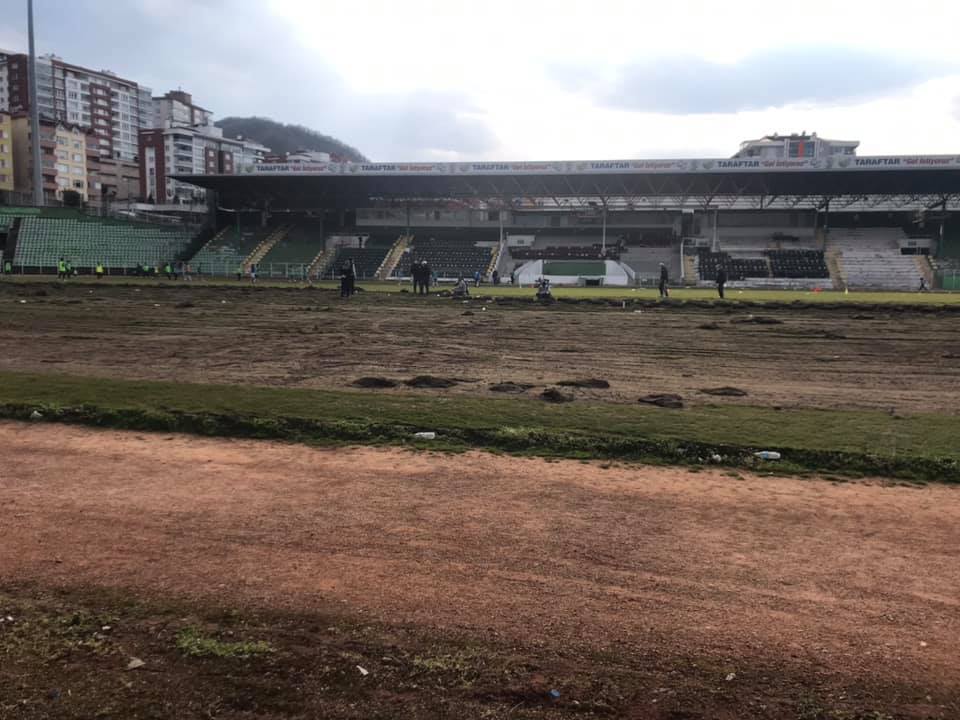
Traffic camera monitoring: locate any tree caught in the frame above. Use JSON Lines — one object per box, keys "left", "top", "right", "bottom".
{"left": 214, "top": 117, "right": 368, "bottom": 162}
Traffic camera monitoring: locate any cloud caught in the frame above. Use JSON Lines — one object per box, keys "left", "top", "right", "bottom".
{"left": 331, "top": 92, "right": 499, "bottom": 160}
{"left": 571, "top": 47, "right": 955, "bottom": 114}
{"left": 9, "top": 0, "right": 498, "bottom": 160}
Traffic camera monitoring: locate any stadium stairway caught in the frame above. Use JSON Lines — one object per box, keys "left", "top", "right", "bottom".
{"left": 486, "top": 240, "right": 502, "bottom": 278}
{"left": 915, "top": 255, "right": 934, "bottom": 288}
{"left": 2, "top": 217, "right": 22, "bottom": 265}
{"left": 825, "top": 250, "right": 846, "bottom": 290}
{"left": 374, "top": 234, "right": 410, "bottom": 279}
{"left": 682, "top": 253, "right": 696, "bottom": 285}
{"left": 245, "top": 225, "right": 292, "bottom": 267}
{"left": 307, "top": 247, "right": 335, "bottom": 279}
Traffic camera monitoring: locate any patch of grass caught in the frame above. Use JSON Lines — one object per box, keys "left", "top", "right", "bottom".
{"left": 175, "top": 627, "right": 274, "bottom": 659}
{"left": 1, "top": 370, "right": 959, "bottom": 482}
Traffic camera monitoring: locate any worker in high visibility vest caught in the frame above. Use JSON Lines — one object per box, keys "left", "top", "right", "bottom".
{"left": 95, "top": 263, "right": 104, "bottom": 279}
{"left": 57, "top": 257, "right": 67, "bottom": 280}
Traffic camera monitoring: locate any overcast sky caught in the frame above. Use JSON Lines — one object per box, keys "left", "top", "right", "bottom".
{"left": 2, "top": 0, "right": 960, "bottom": 161}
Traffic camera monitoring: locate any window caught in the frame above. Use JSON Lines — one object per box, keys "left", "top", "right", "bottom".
{"left": 73, "top": 141, "right": 81, "bottom": 150}
{"left": 57, "top": 137, "right": 67, "bottom": 145}
{"left": 57, "top": 150, "right": 68, "bottom": 160}
{"left": 72, "top": 166, "right": 84, "bottom": 175}
{"left": 72, "top": 153, "right": 83, "bottom": 162}
{"left": 56, "top": 163, "right": 69, "bottom": 172}
{"left": 74, "top": 180, "right": 85, "bottom": 189}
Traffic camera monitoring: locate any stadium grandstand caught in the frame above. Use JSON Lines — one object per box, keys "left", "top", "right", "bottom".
{"left": 166, "top": 152, "right": 960, "bottom": 290}
{"left": 4, "top": 150, "right": 960, "bottom": 290}
{"left": 0, "top": 206, "right": 199, "bottom": 274}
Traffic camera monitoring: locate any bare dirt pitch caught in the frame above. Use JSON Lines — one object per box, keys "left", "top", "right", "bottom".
{"left": 1, "top": 281, "right": 959, "bottom": 413}
{"left": 3, "top": 422, "right": 959, "bottom": 719}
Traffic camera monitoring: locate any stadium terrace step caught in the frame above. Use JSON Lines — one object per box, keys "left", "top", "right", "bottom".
{"left": 188, "top": 224, "right": 275, "bottom": 276}
{"left": 325, "top": 242, "right": 393, "bottom": 280}
{"left": 392, "top": 230, "right": 496, "bottom": 279}
{"left": 375, "top": 234, "right": 410, "bottom": 279}
{"left": 12, "top": 215, "right": 195, "bottom": 272}
{"left": 244, "top": 224, "right": 293, "bottom": 267}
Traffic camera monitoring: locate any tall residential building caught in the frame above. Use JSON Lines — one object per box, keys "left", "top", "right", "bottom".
{"left": 152, "top": 89, "right": 213, "bottom": 130}
{"left": 0, "top": 51, "right": 152, "bottom": 163}
{"left": 11, "top": 114, "right": 58, "bottom": 202}
{"left": 0, "top": 112, "right": 14, "bottom": 193}
{"left": 11, "top": 114, "right": 92, "bottom": 202}
{"left": 734, "top": 133, "right": 859, "bottom": 160}
{"left": 139, "top": 123, "right": 269, "bottom": 203}
{"left": 139, "top": 88, "right": 269, "bottom": 202}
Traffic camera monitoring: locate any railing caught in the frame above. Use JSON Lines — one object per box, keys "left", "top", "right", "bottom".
{"left": 0, "top": 261, "right": 317, "bottom": 281}
{"left": 937, "top": 270, "right": 960, "bottom": 290}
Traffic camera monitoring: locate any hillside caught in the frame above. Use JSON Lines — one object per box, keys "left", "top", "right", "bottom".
{"left": 215, "top": 116, "right": 368, "bottom": 162}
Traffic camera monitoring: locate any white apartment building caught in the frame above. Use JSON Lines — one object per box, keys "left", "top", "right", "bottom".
{"left": 734, "top": 132, "right": 859, "bottom": 160}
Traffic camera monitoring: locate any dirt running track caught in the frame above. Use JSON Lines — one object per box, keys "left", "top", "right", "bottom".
{"left": 3, "top": 422, "right": 960, "bottom": 715}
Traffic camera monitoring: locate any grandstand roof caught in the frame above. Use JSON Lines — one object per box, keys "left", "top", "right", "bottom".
{"left": 174, "top": 154, "right": 960, "bottom": 209}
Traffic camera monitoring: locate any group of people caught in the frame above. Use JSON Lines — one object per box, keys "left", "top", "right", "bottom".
{"left": 56, "top": 257, "right": 76, "bottom": 280}
{"left": 657, "top": 262, "right": 728, "bottom": 299}
{"left": 411, "top": 260, "right": 433, "bottom": 295}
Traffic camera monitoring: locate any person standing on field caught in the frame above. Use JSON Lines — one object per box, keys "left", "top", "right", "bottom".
{"left": 658, "top": 263, "right": 669, "bottom": 298}
{"left": 421, "top": 260, "right": 431, "bottom": 295}
{"left": 411, "top": 260, "right": 422, "bottom": 294}
{"left": 716, "top": 265, "right": 727, "bottom": 299}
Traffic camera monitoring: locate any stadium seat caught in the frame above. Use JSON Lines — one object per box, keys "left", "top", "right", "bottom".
{"left": 392, "top": 231, "right": 495, "bottom": 279}
{"left": 12, "top": 214, "right": 195, "bottom": 272}
{"left": 188, "top": 225, "right": 276, "bottom": 275}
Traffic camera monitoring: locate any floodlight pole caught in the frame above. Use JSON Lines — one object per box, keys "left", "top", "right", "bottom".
{"left": 27, "top": 0, "right": 44, "bottom": 207}
{"left": 498, "top": 198, "right": 504, "bottom": 244}
{"left": 601, "top": 200, "right": 607, "bottom": 255}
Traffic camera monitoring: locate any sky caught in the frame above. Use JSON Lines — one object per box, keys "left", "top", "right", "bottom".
{"left": 2, "top": 0, "right": 960, "bottom": 161}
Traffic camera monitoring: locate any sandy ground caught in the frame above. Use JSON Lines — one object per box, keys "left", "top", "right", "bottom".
{"left": 3, "top": 421, "right": 958, "bottom": 705}
{"left": 1, "top": 283, "right": 959, "bottom": 413}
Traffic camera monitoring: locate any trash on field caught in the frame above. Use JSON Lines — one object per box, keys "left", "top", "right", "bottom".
{"left": 413, "top": 432, "right": 437, "bottom": 440}
{"left": 725, "top": 672, "right": 736, "bottom": 681}
{"left": 920, "top": 640, "right": 928, "bottom": 647}
{"left": 29, "top": 410, "right": 43, "bottom": 421}
{"left": 356, "top": 665, "right": 369, "bottom": 676}
{"left": 549, "top": 689, "right": 561, "bottom": 699}
{"left": 126, "top": 658, "right": 145, "bottom": 670}
{"left": 101, "top": 625, "right": 112, "bottom": 632}
{"left": 19, "top": 299, "right": 26, "bottom": 304}
{"left": 754, "top": 451, "right": 781, "bottom": 461}
{"left": 711, "top": 454, "right": 723, "bottom": 463}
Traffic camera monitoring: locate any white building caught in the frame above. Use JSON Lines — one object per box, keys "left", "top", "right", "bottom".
{"left": 140, "top": 123, "right": 270, "bottom": 203}
{"left": 734, "top": 132, "right": 859, "bottom": 160}
{"left": 288, "top": 150, "right": 331, "bottom": 163}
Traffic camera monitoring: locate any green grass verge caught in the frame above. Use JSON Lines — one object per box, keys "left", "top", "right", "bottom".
{"left": 2, "top": 371, "right": 958, "bottom": 482}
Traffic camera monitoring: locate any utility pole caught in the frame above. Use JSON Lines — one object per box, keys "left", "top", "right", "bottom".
{"left": 27, "top": 0, "right": 44, "bottom": 206}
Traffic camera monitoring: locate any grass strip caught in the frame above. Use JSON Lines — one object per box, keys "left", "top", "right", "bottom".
{"left": 1, "top": 371, "right": 957, "bottom": 482}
